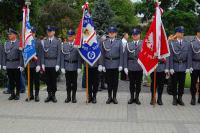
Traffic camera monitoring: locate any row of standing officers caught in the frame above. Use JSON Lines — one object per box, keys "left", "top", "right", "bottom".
{"left": 0, "top": 25, "right": 200, "bottom": 106}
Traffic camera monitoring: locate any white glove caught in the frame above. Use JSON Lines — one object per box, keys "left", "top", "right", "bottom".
{"left": 164, "top": 69, "right": 169, "bottom": 73}
{"left": 170, "top": 69, "right": 174, "bottom": 75}
{"left": 124, "top": 68, "right": 128, "bottom": 75}
{"left": 118, "top": 66, "right": 123, "bottom": 71}
{"left": 189, "top": 67, "right": 193, "bottom": 73}
{"left": 3, "top": 66, "right": 6, "bottom": 70}
{"left": 77, "top": 68, "right": 81, "bottom": 74}
{"left": 36, "top": 65, "right": 40, "bottom": 73}
{"left": 55, "top": 65, "right": 60, "bottom": 72}
{"left": 98, "top": 65, "right": 103, "bottom": 72}
{"left": 185, "top": 69, "right": 190, "bottom": 73}
{"left": 102, "top": 66, "right": 106, "bottom": 72}
{"left": 61, "top": 68, "right": 66, "bottom": 74}
{"left": 18, "top": 66, "right": 24, "bottom": 72}
{"left": 0, "top": 65, "right": 1, "bottom": 70}
{"left": 42, "top": 64, "right": 45, "bottom": 71}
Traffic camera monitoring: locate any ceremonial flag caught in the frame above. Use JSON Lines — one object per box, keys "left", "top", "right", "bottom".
{"left": 22, "top": 7, "right": 37, "bottom": 67}
{"left": 138, "top": 2, "right": 170, "bottom": 75}
{"left": 74, "top": 2, "right": 101, "bottom": 66}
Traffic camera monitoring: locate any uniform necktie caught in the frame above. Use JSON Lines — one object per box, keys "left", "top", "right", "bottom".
{"left": 179, "top": 41, "right": 182, "bottom": 46}
{"left": 111, "top": 40, "right": 113, "bottom": 44}
{"left": 134, "top": 41, "right": 137, "bottom": 47}
{"left": 49, "top": 40, "right": 52, "bottom": 44}
{"left": 11, "top": 42, "right": 14, "bottom": 45}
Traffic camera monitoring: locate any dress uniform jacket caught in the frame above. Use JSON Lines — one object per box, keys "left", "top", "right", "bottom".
{"left": 157, "top": 58, "right": 169, "bottom": 72}
{"left": 169, "top": 40, "right": 190, "bottom": 72}
{"left": 102, "top": 38, "right": 123, "bottom": 69}
{"left": 188, "top": 38, "right": 200, "bottom": 70}
{"left": 61, "top": 42, "right": 81, "bottom": 71}
{"left": 30, "top": 38, "right": 42, "bottom": 68}
{"left": 123, "top": 40, "right": 143, "bottom": 71}
{"left": 3, "top": 40, "right": 23, "bottom": 69}
{"left": 41, "top": 37, "right": 61, "bottom": 68}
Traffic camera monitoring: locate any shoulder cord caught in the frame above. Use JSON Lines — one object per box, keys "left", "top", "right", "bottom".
{"left": 191, "top": 41, "right": 200, "bottom": 54}
{"left": 103, "top": 41, "right": 111, "bottom": 51}
{"left": 171, "top": 42, "right": 181, "bottom": 55}
{"left": 61, "top": 43, "right": 71, "bottom": 55}
{"left": 41, "top": 40, "right": 49, "bottom": 52}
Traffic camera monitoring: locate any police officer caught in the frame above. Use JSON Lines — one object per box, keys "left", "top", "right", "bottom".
{"left": 25, "top": 27, "right": 41, "bottom": 102}
{"left": 169, "top": 26, "right": 191, "bottom": 106}
{"left": 61, "top": 30, "right": 81, "bottom": 103}
{"left": 41, "top": 25, "right": 61, "bottom": 103}
{"left": 2, "top": 28, "right": 24, "bottom": 100}
{"left": 101, "top": 26, "right": 123, "bottom": 104}
{"left": 124, "top": 28, "right": 143, "bottom": 105}
{"left": 150, "top": 58, "right": 169, "bottom": 105}
{"left": 189, "top": 26, "right": 200, "bottom": 105}
{"left": 85, "top": 45, "right": 103, "bottom": 104}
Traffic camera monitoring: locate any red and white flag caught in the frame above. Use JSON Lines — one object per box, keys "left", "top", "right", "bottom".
{"left": 138, "top": 2, "right": 170, "bottom": 75}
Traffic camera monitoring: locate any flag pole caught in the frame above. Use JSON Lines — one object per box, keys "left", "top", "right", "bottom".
{"left": 86, "top": 62, "right": 89, "bottom": 104}
{"left": 25, "top": 0, "right": 31, "bottom": 101}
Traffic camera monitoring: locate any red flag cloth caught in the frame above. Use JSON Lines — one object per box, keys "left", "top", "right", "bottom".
{"left": 138, "top": 3, "right": 170, "bottom": 75}
{"left": 74, "top": 18, "right": 83, "bottom": 48}
{"left": 19, "top": 33, "right": 23, "bottom": 50}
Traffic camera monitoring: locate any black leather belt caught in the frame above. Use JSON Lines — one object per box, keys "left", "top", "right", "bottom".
{"left": 6, "top": 59, "right": 19, "bottom": 62}
{"left": 174, "top": 60, "right": 186, "bottom": 63}
{"left": 192, "top": 59, "right": 200, "bottom": 62}
{"left": 45, "top": 57, "right": 57, "bottom": 60}
{"left": 65, "top": 60, "right": 78, "bottom": 63}
{"left": 128, "top": 57, "right": 135, "bottom": 60}
{"left": 105, "top": 57, "right": 119, "bottom": 60}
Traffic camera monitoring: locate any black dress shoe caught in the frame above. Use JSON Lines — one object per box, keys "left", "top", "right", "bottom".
{"left": 106, "top": 97, "right": 112, "bottom": 104}
{"left": 112, "top": 98, "right": 118, "bottom": 104}
{"left": 72, "top": 98, "right": 77, "bottom": 103}
{"left": 157, "top": 99, "right": 163, "bottom": 105}
{"left": 35, "top": 96, "right": 40, "bottom": 102}
{"left": 52, "top": 96, "right": 57, "bottom": 103}
{"left": 92, "top": 97, "right": 97, "bottom": 104}
{"left": 177, "top": 97, "right": 185, "bottom": 106}
{"left": 25, "top": 96, "right": 34, "bottom": 102}
{"left": 128, "top": 98, "right": 135, "bottom": 104}
{"left": 44, "top": 96, "right": 51, "bottom": 103}
{"left": 88, "top": 97, "right": 93, "bottom": 103}
{"left": 135, "top": 98, "right": 141, "bottom": 105}
{"left": 8, "top": 95, "right": 15, "bottom": 100}
{"left": 15, "top": 95, "right": 20, "bottom": 100}
{"left": 64, "top": 97, "right": 71, "bottom": 103}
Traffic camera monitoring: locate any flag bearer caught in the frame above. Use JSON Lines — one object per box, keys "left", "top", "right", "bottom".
{"left": 169, "top": 26, "right": 190, "bottom": 106}
{"left": 25, "top": 27, "right": 42, "bottom": 102}
{"left": 2, "top": 28, "right": 24, "bottom": 100}
{"left": 101, "top": 26, "right": 123, "bottom": 104}
{"left": 124, "top": 28, "right": 143, "bottom": 105}
{"left": 41, "top": 25, "right": 61, "bottom": 103}
{"left": 189, "top": 26, "right": 200, "bottom": 105}
{"left": 150, "top": 58, "right": 169, "bottom": 105}
{"left": 61, "top": 29, "right": 81, "bottom": 103}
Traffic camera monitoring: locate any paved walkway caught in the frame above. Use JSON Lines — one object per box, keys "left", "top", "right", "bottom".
{"left": 0, "top": 74, "right": 199, "bottom": 133}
